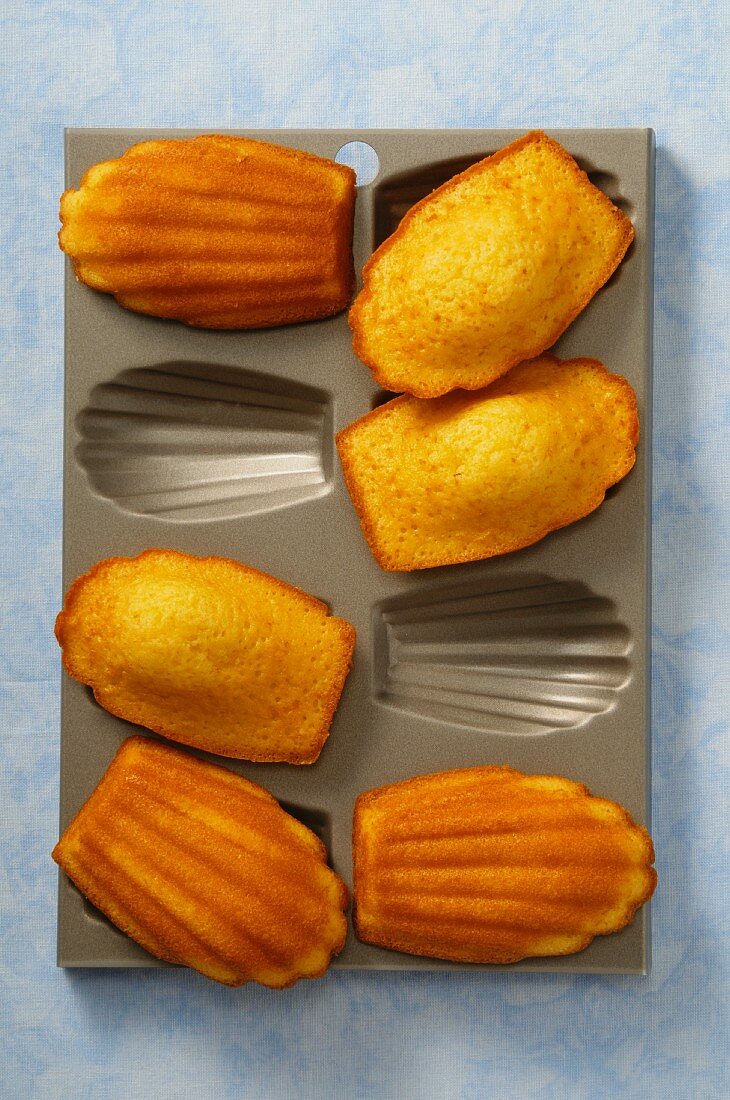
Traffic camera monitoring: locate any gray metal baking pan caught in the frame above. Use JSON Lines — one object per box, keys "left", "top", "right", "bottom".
{"left": 58, "top": 127, "right": 654, "bottom": 975}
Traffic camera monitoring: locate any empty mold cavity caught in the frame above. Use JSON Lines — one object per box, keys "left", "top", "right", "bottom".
{"left": 373, "top": 153, "right": 491, "bottom": 246}
{"left": 280, "top": 804, "right": 333, "bottom": 863}
{"left": 76, "top": 361, "right": 333, "bottom": 521}
{"left": 373, "top": 576, "right": 631, "bottom": 736}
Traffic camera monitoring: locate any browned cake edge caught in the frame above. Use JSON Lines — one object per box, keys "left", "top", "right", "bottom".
{"left": 55, "top": 548, "right": 357, "bottom": 764}
{"left": 53, "top": 736, "right": 350, "bottom": 987}
{"left": 352, "top": 765, "right": 657, "bottom": 964}
{"left": 349, "top": 130, "right": 636, "bottom": 397}
{"left": 60, "top": 134, "right": 357, "bottom": 330}
{"left": 335, "top": 355, "right": 640, "bottom": 573}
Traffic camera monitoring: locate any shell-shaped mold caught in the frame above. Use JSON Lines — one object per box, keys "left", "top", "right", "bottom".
{"left": 53, "top": 737, "right": 349, "bottom": 987}
{"left": 353, "top": 766, "right": 656, "bottom": 964}
{"left": 374, "top": 577, "right": 632, "bottom": 735}
{"left": 76, "top": 361, "right": 332, "bottom": 521}
{"left": 60, "top": 134, "right": 356, "bottom": 329}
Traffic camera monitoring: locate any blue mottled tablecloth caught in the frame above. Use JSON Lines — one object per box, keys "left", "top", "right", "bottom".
{"left": 1, "top": 3, "right": 728, "bottom": 1097}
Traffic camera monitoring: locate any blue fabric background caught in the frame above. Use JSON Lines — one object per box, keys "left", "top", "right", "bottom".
{"left": 1, "top": 2, "right": 728, "bottom": 1097}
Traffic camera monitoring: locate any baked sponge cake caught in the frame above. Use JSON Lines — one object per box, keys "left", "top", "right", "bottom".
{"left": 350, "top": 130, "right": 634, "bottom": 397}
{"left": 354, "top": 766, "right": 656, "bottom": 964}
{"left": 53, "top": 737, "right": 349, "bottom": 987}
{"left": 337, "top": 355, "right": 639, "bottom": 571}
{"left": 59, "top": 135, "right": 356, "bottom": 328}
{"left": 55, "top": 549, "right": 355, "bottom": 763}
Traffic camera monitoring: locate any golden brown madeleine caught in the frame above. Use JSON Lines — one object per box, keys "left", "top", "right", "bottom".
{"left": 350, "top": 130, "right": 634, "bottom": 397}
{"left": 336, "top": 355, "right": 639, "bottom": 571}
{"left": 59, "top": 135, "right": 356, "bottom": 328}
{"left": 53, "top": 737, "right": 349, "bottom": 987}
{"left": 55, "top": 549, "right": 355, "bottom": 763}
{"left": 354, "top": 766, "right": 656, "bottom": 964}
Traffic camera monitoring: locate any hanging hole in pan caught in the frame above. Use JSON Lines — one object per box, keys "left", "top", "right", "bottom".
{"left": 335, "top": 141, "right": 380, "bottom": 187}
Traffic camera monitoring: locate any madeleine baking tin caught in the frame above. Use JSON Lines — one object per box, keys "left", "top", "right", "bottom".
{"left": 59, "top": 128, "right": 654, "bottom": 974}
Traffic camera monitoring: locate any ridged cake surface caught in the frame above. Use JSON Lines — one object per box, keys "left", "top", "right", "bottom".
{"left": 337, "top": 355, "right": 639, "bottom": 571}
{"left": 55, "top": 549, "right": 355, "bottom": 763}
{"left": 350, "top": 130, "right": 634, "bottom": 397}
{"left": 53, "top": 738, "right": 349, "bottom": 987}
{"left": 354, "top": 766, "right": 656, "bottom": 964}
{"left": 59, "top": 135, "right": 356, "bottom": 328}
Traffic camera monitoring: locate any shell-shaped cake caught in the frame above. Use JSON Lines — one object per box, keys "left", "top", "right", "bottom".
{"left": 59, "top": 135, "right": 356, "bottom": 328}
{"left": 77, "top": 362, "right": 331, "bottom": 521}
{"left": 53, "top": 738, "right": 349, "bottom": 987}
{"left": 337, "top": 355, "right": 639, "bottom": 571}
{"left": 354, "top": 766, "right": 656, "bottom": 964}
{"left": 55, "top": 549, "right": 355, "bottom": 763}
{"left": 350, "top": 130, "right": 634, "bottom": 397}
{"left": 375, "top": 577, "right": 631, "bottom": 735}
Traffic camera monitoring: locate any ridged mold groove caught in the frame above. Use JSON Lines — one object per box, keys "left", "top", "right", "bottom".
{"left": 373, "top": 576, "right": 632, "bottom": 736}
{"left": 76, "top": 361, "right": 332, "bottom": 521}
